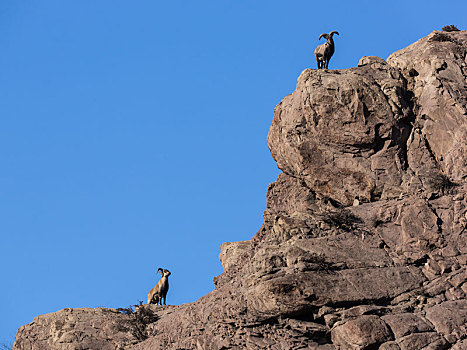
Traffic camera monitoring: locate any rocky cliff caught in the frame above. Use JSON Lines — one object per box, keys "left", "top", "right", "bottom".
{"left": 14, "top": 30, "right": 467, "bottom": 350}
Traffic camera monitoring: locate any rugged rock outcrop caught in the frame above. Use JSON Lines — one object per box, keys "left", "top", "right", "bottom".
{"left": 14, "top": 30, "right": 467, "bottom": 349}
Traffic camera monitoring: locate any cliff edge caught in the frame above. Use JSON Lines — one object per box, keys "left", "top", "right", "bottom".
{"left": 14, "top": 30, "right": 467, "bottom": 350}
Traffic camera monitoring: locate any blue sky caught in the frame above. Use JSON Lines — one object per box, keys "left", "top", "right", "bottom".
{"left": 1, "top": 0, "right": 465, "bottom": 346}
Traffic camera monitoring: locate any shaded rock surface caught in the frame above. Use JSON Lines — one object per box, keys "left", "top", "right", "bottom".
{"left": 14, "top": 30, "right": 467, "bottom": 349}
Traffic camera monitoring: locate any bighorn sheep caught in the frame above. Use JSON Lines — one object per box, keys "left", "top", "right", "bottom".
{"left": 147, "top": 268, "right": 171, "bottom": 305}
{"left": 314, "top": 31, "right": 339, "bottom": 69}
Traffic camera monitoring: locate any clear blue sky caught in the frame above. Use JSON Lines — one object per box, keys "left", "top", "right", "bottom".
{"left": 1, "top": 0, "right": 465, "bottom": 346}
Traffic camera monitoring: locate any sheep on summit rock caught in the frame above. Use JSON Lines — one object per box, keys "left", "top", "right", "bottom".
{"left": 314, "top": 31, "right": 339, "bottom": 69}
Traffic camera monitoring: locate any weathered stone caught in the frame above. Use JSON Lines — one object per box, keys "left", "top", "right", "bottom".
{"left": 267, "top": 61, "right": 412, "bottom": 207}
{"left": 219, "top": 240, "right": 252, "bottom": 272}
{"left": 396, "top": 332, "right": 448, "bottom": 350}
{"left": 357, "top": 56, "right": 387, "bottom": 67}
{"left": 380, "top": 341, "right": 401, "bottom": 350}
{"left": 340, "top": 305, "right": 387, "bottom": 319}
{"left": 245, "top": 266, "right": 424, "bottom": 318}
{"left": 451, "top": 339, "right": 467, "bottom": 350}
{"left": 331, "top": 315, "right": 392, "bottom": 349}
{"left": 381, "top": 313, "right": 433, "bottom": 339}
{"left": 13, "top": 307, "right": 146, "bottom": 350}
{"left": 388, "top": 31, "right": 467, "bottom": 184}
{"left": 425, "top": 300, "right": 467, "bottom": 342}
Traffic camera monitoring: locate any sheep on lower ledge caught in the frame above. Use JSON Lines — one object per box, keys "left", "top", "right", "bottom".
{"left": 147, "top": 268, "right": 171, "bottom": 305}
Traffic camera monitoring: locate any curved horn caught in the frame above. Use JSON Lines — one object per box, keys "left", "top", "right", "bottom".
{"left": 329, "top": 31, "right": 339, "bottom": 37}
{"left": 318, "top": 33, "right": 328, "bottom": 40}
{"left": 157, "top": 267, "right": 163, "bottom": 273}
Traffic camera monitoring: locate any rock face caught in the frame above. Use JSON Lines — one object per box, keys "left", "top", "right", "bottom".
{"left": 14, "top": 30, "right": 467, "bottom": 349}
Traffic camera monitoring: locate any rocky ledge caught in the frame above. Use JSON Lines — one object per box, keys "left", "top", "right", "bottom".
{"left": 14, "top": 30, "right": 467, "bottom": 350}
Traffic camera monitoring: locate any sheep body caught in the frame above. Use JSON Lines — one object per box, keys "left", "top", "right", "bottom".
{"left": 147, "top": 268, "right": 171, "bottom": 305}
{"left": 314, "top": 31, "right": 339, "bottom": 69}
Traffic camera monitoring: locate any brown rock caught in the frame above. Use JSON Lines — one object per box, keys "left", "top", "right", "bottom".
{"left": 331, "top": 315, "right": 392, "bottom": 349}
{"left": 381, "top": 313, "right": 433, "bottom": 339}
{"left": 451, "top": 339, "right": 467, "bottom": 350}
{"left": 388, "top": 31, "right": 467, "bottom": 184}
{"left": 13, "top": 307, "right": 148, "bottom": 350}
{"left": 379, "top": 342, "right": 401, "bottom": 350}
{"left": 267, "top": 61, "right": 412, "bottom": 207}
{"left": 396, "top": 332, "right": 448, "bottom": 350}
{"left": 425, "top": 300, "right": 467, "bottom": 342}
